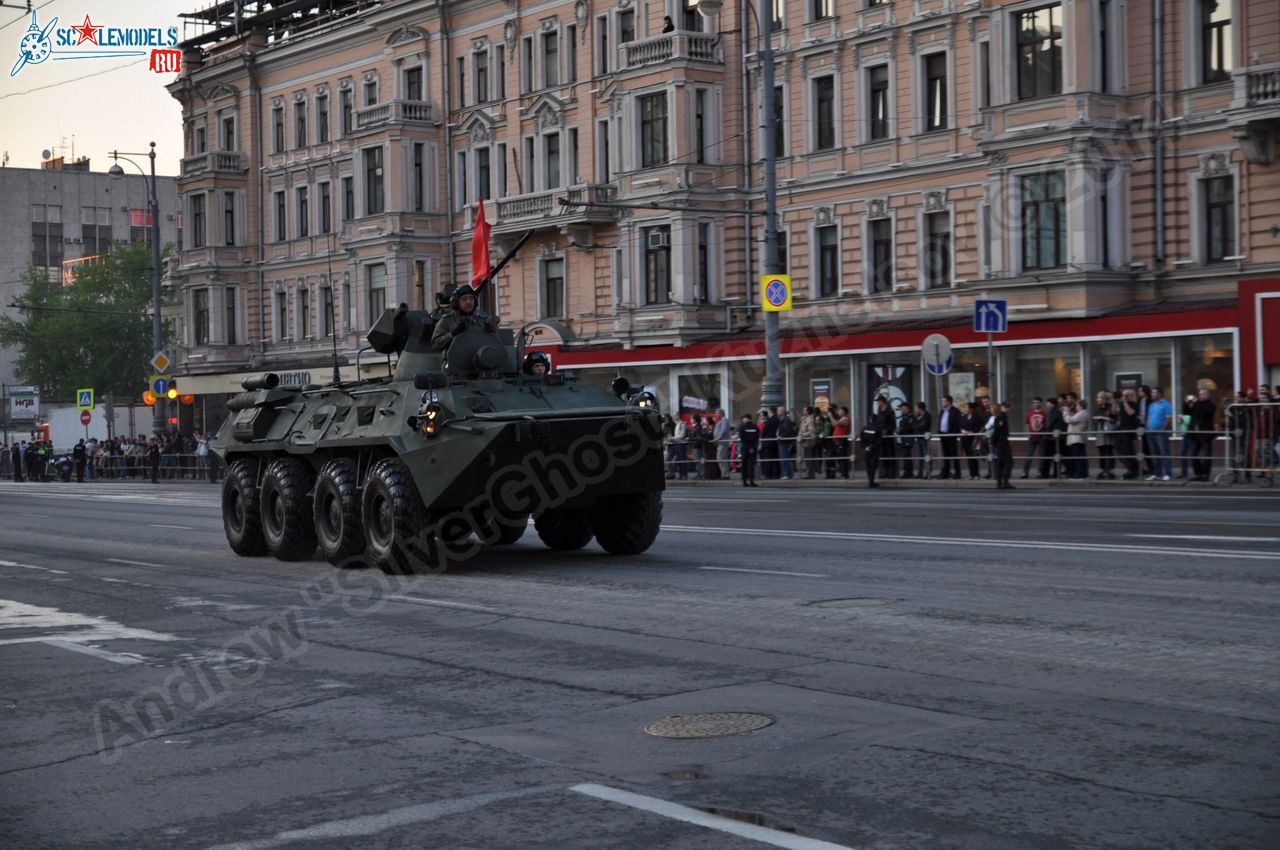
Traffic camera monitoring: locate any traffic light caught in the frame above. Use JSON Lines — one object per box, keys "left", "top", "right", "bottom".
{"left": 166, "top": 379, "right": 179, "bottom": 401}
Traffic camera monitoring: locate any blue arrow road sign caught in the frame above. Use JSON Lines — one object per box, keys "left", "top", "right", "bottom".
{"left": 974, "top": 299, "right": 1008, "bottom": 334}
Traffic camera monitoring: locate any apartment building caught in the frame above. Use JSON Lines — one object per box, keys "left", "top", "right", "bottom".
{"left": 168, "top": 0, "right": 1280, "bottom": 427}
{"left": 0, "top": 157, "right": 180, "bottom": 388}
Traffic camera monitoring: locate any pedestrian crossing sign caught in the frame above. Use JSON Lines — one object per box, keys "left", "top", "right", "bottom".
{"left": 76, "top": 388, "right": 94, "bottom": 411}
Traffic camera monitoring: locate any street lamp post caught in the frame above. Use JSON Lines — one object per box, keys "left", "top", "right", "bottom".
{"left": 109, "top": 141, "right": 164, "bottom": 436}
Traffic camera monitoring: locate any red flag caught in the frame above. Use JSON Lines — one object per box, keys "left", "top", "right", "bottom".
{"left": 471, "top": 199, "right": 492, "bottom": 286}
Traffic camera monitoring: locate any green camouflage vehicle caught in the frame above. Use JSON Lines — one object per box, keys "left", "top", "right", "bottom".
{"left": 212, "top": 304, "right": 665, "bottom": 572}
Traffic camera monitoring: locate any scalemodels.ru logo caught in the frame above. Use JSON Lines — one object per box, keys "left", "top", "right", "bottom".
{"left": 10, "top": 10, "right": 181, "bottom": 77}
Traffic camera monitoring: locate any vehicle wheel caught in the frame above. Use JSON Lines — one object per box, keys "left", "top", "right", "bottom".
{"left": 362, "top": 458, "right": 432, "bottom": 574}
{"left": 481, "top": 514, "right": 528, "bottom": 546}
{"left": 260, "top": 457, "right": 317, "bottom": 561}
{"left": 314, "top": 458, "right": 365, "bottom": 567}
{"left": 534, "top": 508, "right": 593, "bottom": 551}
{"left": 222, "top": 458, "right": 267, "bottom": 556}
{"left": 590, "top": 492, "right": 662, "bottom": 555}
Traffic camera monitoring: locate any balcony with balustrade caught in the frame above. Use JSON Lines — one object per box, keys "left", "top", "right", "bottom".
{"left": 620, "top": 32, "right": 723, "bottom": 72}
{"left": 466, "top": 185, "right": 621, "bottom": 233}
{"left": 1228, "top": 62, "right": 1280, "bottom": 164}
{"left": 354, "top": 99, "right": 438, "bottom": 132}
{"left": 178, "top": 150, "right": 248, "bottom": 182}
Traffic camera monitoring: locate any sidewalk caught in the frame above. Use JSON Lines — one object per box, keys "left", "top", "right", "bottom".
{"left": 662, "top": 474, "right": 1270, "bottom": 490}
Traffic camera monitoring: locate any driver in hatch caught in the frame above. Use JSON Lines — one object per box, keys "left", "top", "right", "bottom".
{"left": 431, "top": 284, "right": 495, "bottom": 352}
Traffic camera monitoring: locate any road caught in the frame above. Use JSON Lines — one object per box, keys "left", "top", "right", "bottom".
{"left": 0, "top": 480, "right": 1277, "bottom": 849}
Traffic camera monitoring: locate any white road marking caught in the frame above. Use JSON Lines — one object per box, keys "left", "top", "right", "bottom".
{"left": 665, "top": 497, "right": 787, "bottom": 503}
{"left": 19, "top": 513, "right": 49, "bottom": 518}
{"left": 106, "top": 558, "right": 167, "bottom": 568}
{"left": 387, "top": 595, "right": 498, "bottom": 613}
{"left": 571, "top": 783, "right": 855, "bottom": 850}
{"left": 699, "top": 566, "right": 828, "bottom": 578}
{"left": 202, "top": 785, "right": 558, "bottom": 850}
{"left": 41, "top": 640, "right": 148, "bottom": 665}
{"left": 1127, "top": 534, "right": 1280, "bottom": 542}
{"left": 662, "top": 525, "right": 1280, "bottom": 561}
{"left": 148, "top": 523, "right": 195, "bottom": 530}
{"left": 0, "top": 598, "right": 178, "bottom": 648}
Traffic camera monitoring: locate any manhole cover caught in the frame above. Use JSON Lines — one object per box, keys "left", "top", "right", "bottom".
{"left": 644, "top": 713, "right": 775, "bottom": 739}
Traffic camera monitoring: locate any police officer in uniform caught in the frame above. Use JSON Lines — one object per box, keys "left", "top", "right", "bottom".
{"left": 858, "top": 414, "right": 883, "bottom": 488}
{"left": 431, "top": 284, "right": 494, "bottom": 352}
{"left": 73, "top": 439, "right": 87, "bottom": 483}
{"left": 738, "top": 414, "right": 760, "bottom": 487}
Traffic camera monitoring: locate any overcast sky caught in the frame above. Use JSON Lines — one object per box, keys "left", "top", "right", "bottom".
{"left": 0, "top": 0, "right": 186, "bottom": 175}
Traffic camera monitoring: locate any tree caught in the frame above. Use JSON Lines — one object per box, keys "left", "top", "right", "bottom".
{"left": 0, "top": 242, "right": 169, "bottom": 399}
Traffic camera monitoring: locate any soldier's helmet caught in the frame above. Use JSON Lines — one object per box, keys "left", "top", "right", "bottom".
{"left": 523, "top": 350, "right": 551, "bottom": 375}
{"left": 450, "top": 283, "right": 478, "bottom": 313}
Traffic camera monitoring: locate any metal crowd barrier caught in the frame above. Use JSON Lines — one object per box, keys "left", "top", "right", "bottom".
{"left": 1223, "top": 402, "right": 1279, "bottom": 485}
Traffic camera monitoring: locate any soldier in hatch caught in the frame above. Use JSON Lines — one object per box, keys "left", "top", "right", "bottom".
{"left": 431, "top": 283, "right": 494, "bottom": 352}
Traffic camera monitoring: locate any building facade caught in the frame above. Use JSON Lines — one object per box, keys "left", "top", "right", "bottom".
{"left": 0, "top": 157, "right": 180, "bottom": 388}
{"left": 168, "top": 0, "right": 1280, "bottom": 430}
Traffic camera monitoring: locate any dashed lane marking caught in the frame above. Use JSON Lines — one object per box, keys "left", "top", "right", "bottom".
{"left": 148, "top": 523, "right": 196, "bottom": 530}
{"left": 106, "top": 558, "right": 167, "bottom": 568}
{"left": 1127, "top": 533, "right": 1280, "bottom": 543}
{"left": 698, "top": 566, "right": 829, "bottom": 578}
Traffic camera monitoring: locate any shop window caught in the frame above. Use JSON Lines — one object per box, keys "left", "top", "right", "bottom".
{"left": 1086, "top": 337, "right": 1170, "bottom": 401}
{"left": 1006, "top": 343, "right": 1081, "bottom": 419}
{"left": 1176, "top": 335, "right": 1233, "bottom": 421}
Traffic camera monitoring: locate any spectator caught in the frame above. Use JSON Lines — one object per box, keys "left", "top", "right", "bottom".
{"left": 690, "top": 415, "right": 709, "bottom": 480}
{"left": 874, "top": 397, "right": 898, "bottom": 479}
{"left": 761, "top": 408, "right": 780, "bottom": 479}
{"left": 713, "top": 409, "right": 731, "bottom": 479}
{"left": 1041, "top": 397, "right": 1066, "bottom": 479}
{"left": 798, "top": 406, "right": 818, "bottom": 479}
{"left": 1138, "top": 384, "right": 1154, "bottom": 476}
{"left": 991, "top": 401, "right": 1014, "bottom": 489}
{"left": 1145, "top": 386, "right": 1174, "bottom": 481}
{"left": 1064, "top": 395, "right": 1090, "bottom": 481}
{"left": 1178, "top": 390, "right": 1217, "bottom": 481}
{"left": 911, "top": 401, "right": 931, "bottom": 479}
{"left": 10, "top": 441, "right": 22, "bottom": 482}
{"left": 831, "top": 406, "right": 851, "bottom": 480}
{"left": 777, "top": 408, "right": 797, "bottom": 480}
{"left": 671, "top": 415, "right": 689, "bottom": 480}
{"left": 196, "top": 432, "right": 210, "bottom": 480}
{"left": 1092, "top": 391, "right": 1118, "bottom": 480}
{"left": 1115, "top": 388, "right": 1142, "bottom": 479}
{"left": 814, "top": 409, "right": 833, "bottom": 478}
{"left": 662, "top": 15, "right": 675, "bottom": 32}
{"left": 960, "top": 402, "right": 983, "bottom": 480}
{"left": 936, "top": 395, "right": 962, "bottom": 480}
{"left": 1021, "top": 397, "right": 1047, "bottom": 478}
{"left": 896, "top": 400, "right": 916, "bottom": 479}
{"left": 738, "top": 414, "right": 759, "bottom": 487}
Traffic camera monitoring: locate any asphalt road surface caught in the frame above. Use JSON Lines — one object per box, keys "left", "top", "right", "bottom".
{"left": 0, "top": 480, "right": 1277, "bottom": 850}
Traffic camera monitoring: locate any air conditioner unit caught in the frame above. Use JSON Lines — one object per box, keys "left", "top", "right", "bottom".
{"left": 646, "top": 230, "right": 669, "bottom": 249}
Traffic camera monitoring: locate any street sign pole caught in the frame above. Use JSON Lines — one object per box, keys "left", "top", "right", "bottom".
{"left": 988, "top": 331, "right": 993, "bottom": 401}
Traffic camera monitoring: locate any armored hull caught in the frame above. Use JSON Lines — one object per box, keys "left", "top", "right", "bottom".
{"left": 212, "top": 306, "right": 665, "bottom": 571}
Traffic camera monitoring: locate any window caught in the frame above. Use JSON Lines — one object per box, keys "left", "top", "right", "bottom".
{"left": 1021, "top": 171, "right": 1066, "bottom": 270}
{"left": 223, "top": 191, "right": 235, "bottom": 246}
{"left": 321, "top": 286, "right": 333, "bottom": 337}
{"left": 294, "top": 100, "right": 307, "bottom": 148}
{"left": 364, "top": 147, "right": 384, "bottom": 215}
{"left": 639, "top": 92, "right": 668, "bottom": 168}
{"left": 1099, "top": 0, "right": 1110, "bottom": 92}
{"left": 924, "top": 211, "right": 951, "bottom": 289}
{"left": 497, "top": 142, "right": 508, "bottom": 197}
{"left": 546, "top": 133, "right": 561, "bottom": 189}
{"left": 195, "top": 125, "right": 206, "bottom": 154}
{"left": 344, "top": 282, "right": 353, "bottom": 330}
{"left": 272, "top": 105, "right": 284, "bottom": 153}
{"left": 456, "top": 151, "right": 468, "bottom": 208}
{"left": 1016, "top": 4, "right": 1063, "bottom": 100}
{"left": 1201, "top": 0, "right": 1232, "bottom": 84}
{"left": 340, "top": 88, "right": 353, "bottom": 135}
{"left": 567, "top": 25, "right": 577, "bottom": 83}
{"left": 296, "top": 187, "right": 309, "bottom": 238}
{"left": 276, "top": 290, "right": 288, "bottom": 340}
{"left": 317, "top": 94, "right": 329, "bottom": 143}
{"left": 521, "top": 36, "right": 533, "bottom": 94}
{"left": 299, "top": 288, "right": 310, "bottom": 339}
{"left": 413, "top": 143, "right": 426, "bottom": 211}
{"left": 363, "top": 78, "right": 377, "bottom": 106}
{"left": 477, "top": 147, "right": 491, "bottom": 200}
{"left": 978, "top": 42, "right": 992, "bottom": 108}
{"left": 405, "top": 66, "right": 423, "bottom": 101}
{"left": 643, "top": 226, "right": 671, "bottom": 304}
{"left": 773, "top": 85, "right": 786, "bottom": 157}
{"left": 225, "top": 287, "right": 238, "bottom": 344}
{"left": 596, "top": 15, "right": 611, "bottom": 74}
{"left": 342, "top": 176, "right": 354, "bottom": 221}
{"left": 367, "top": 264, "right": 386, "bottom": 317}
{"left": 817, "top": 224, "right": 838, "bottom": 298}
{"left": 523, "top": 137, "right": 535, "bottom": 192}
{"left": 475, "top": 50, "right": 488, "bottom": 102}
{"left": 813, "top": 76, "right": 835, "bottom": 150}
{"left": 682, "top": 0, "right": 702, "bottom": 31}
{"left": 320, "top": 182, "right": 332, "bottom": 234}
{"left": 569, "top": 127, "right": 579, "bottom": 184}
{"left": 597, "top": 119, "right": 611, "bottom": 182}
{"left": 870, "top": 217, "right": 893, "bottom": 292}
{"left": 924, "top": 54, "right": 948, "bottom": 131}
{"left": 619, "top": 10, "right": 635, "bottom": 45}
{"left": 812, "top": 0, "right": 834, "bottom": 20}
{"left": 542, "top": 31, "right": 559, "bottom": 87}
{"left": 868, "top": 65, "right": 890, "bottom": 140}
{"left": 413, "top": 260, "right": 425, "bottom": 309}
{"left": 694, "top": 88, "right": 707, "bottom": 164}
{"left": 457, "top": 57, "right": 467, "bottom": 109}
{"left": 1100, "top": 168, "right": 1112, "bottom": 268}
{"left": 194, "top": 289, "right": 209, "bottom": 345}
{"left": 191, "top": 193, "right": 206, "bottom": 248}
{"left": 1205, "top": 175, "right": 1234, "bottom": 262}
{"left": 771, "top": 0, "right": 784, "bottom": 31}
{"left": 496, "top": 45, "right": 506, "bottom": 99}
{"left": 696, "top": 223, "right": 711, "bottom": 302}
{"left": 274, "top": 191, "right": 285, "bottom": 242}
{"left": 222, "top": 114, "right": 235, "bottom": 150}
{"left": 542, "top": 257, "right": 565, "bottom": 318}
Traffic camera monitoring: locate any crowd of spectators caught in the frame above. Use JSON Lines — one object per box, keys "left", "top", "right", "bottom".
{"left": 5, "top": 433, "right": 221, "bottom": 484}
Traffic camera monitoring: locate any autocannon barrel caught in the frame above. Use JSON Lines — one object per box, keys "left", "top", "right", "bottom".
{"left": 241, "top": 373, "right": 280, "bottom": 391}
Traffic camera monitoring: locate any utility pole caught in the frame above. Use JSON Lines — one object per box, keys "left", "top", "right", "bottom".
{"left": 758, "top": 0, "right": 783, "bottom": 410}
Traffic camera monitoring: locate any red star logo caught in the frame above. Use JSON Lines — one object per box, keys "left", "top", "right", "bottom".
{"left": 71, "top": 15, "right": 101, "bottom": 46}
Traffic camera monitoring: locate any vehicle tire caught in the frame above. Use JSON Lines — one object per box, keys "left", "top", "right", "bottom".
{"left": 362, "top": 458, "right": 432, "bottom": 574}
{"left": 481, "top": 514, "right": 528, "bottom": 546}
{"left": 534, "top": 508, "right": 593, "bottom": 551}
{"left": 260, "top": 456, "right": 317, "bottom": 561}
{"left": 222, "top": 458, "right": 267, "bottom": 556}
{"left": 591, "top": 492, "right": 662, "bottom": 555}
{"left": 314, "top": 458, "right": 365, "bottom": 567}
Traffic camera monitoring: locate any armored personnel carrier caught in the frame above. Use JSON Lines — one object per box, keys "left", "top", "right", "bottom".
{"left": 212, "top": 305, "right": 665, "bottom": 572}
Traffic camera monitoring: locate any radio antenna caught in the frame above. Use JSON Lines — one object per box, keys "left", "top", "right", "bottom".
{"left": 326, "top": 233, "right": 340, "bottom": 384}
